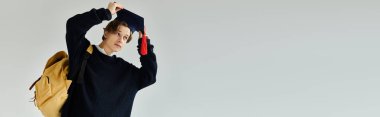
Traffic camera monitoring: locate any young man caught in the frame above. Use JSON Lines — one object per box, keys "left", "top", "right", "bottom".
{"left": 61, "top": 2, "right": 157, "bottom": 117}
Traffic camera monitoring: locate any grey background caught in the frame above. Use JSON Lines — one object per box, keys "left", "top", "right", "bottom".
{"left": 0, "top": 0, "right": 379, "bottom": 116}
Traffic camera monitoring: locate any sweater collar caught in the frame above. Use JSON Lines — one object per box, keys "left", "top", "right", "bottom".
{"left": 95, "top": 45, "right": 115, "bottom": 56}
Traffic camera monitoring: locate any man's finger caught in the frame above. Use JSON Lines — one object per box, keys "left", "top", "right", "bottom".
{"left": 114, "top": 3, "right": 124, "bottom": 9}
{"left": 144, "top": 26, "right": 147, "bottom": 34}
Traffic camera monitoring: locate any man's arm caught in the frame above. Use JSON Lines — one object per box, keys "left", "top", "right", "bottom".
{"left": 65, "top": 8, "right": 111, "bottom": 56}
{"left": 136, "top": 36, "right": 157, "bottom": 90}
{"left": 65, "top": 2, "right": 123, "bottom": 56}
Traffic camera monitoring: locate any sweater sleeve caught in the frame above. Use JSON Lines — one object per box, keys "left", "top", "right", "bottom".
{"left": 66, "top": 8, "right": 111, "bottom": 57}
{"left": 136, "top": 37, "right": 157, "bottom": 90}
{"left": 65, "top": 8, "right": 111, "bottom": 80}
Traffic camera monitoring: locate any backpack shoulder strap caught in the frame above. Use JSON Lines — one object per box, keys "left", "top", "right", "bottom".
{"left": 86, "top": 44, "right": 93, "bottom": 54}
{"left": 76, "top": 45, "right": 93, "bottom": 84}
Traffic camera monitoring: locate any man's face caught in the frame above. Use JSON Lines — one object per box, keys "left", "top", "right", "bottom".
{"left": 104, "top": 25, "right": 131, "bottom": 52}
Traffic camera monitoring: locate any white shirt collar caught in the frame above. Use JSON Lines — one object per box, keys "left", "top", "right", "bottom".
{"left": 95, "top": 45, "right": 115, "bottom": 56}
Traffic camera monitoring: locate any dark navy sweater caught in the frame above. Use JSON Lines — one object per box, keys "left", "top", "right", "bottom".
{"left": 61, "top": 8, "right": 157, "bottom": 117}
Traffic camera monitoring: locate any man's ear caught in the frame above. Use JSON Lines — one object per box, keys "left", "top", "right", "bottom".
{"left": 103, "top": 28, "right": 109, "bottom": 38}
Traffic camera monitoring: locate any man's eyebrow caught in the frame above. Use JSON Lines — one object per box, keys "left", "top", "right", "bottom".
{"left": 123, "top": 32, "right": 129, "bottom": 37}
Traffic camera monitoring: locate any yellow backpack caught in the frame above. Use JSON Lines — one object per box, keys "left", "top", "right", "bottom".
{"left": 29, "top": 45, "right": 93, "bottom": 117}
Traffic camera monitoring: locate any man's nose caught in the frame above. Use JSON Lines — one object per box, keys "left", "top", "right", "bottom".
{"left": 117, "top": 36, "right": 123, "bottom": 42}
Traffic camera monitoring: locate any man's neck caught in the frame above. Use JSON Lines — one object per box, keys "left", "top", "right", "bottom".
{"left": 99, "top": 42, "right": 113, "bottom": 56}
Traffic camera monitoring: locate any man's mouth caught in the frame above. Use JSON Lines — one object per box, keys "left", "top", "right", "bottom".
{"left": 115, "top": 44, "right": 122, "bottom": 48}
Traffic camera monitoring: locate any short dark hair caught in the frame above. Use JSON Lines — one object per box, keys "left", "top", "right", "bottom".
{"left": 102, "top": 20, "right": 133, "bottom": 43}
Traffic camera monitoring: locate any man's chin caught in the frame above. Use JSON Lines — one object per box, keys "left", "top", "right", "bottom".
{"left": 113, "top": 48, "right": 122, "bottom": 52}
